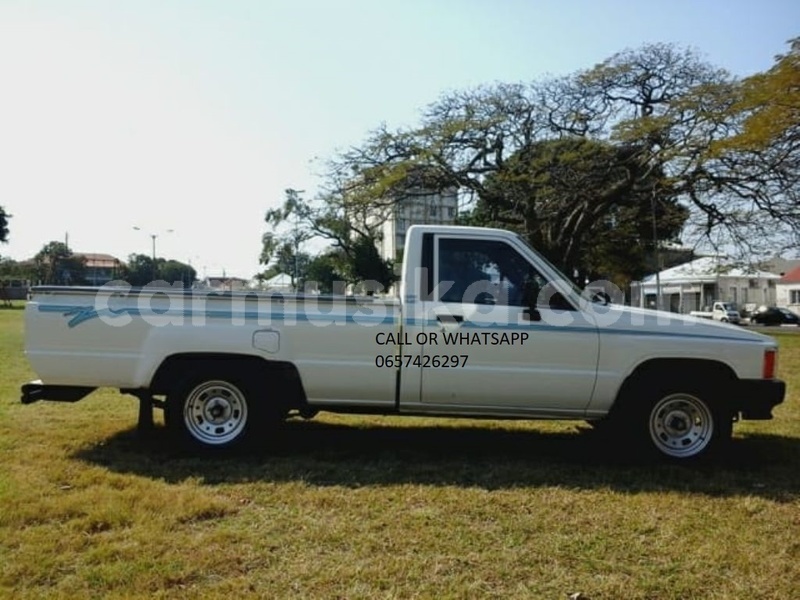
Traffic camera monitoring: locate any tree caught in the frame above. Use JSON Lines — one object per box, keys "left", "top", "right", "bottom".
{"left": 702, "top": 38, "right": 800, "bottom": 254}
{"left": 259, "top": 240, "right": 311, "bottom": 289}
{"left": 160, "top": 260, "right": 197, "bottom": 288}
{"left": 305, "top": 251, "right": 346, "bottom": 294}
{"left": 0, "top": 257, "right": 34, "bottom": 280}
{"left": 343, "top": 236, "right": 396, "bottom": 292}
{"left": 34, "top": 242, "right": 86, "bottom": 285}
{"left": 0, "top": 207, "right": 9, "bottom": 244}
{"left": 261, "top": 188, "right": 393, "bottom": 290}
{"left": 121, "top": 254, "right": 156, "bottom": 286}
{"left": 320, "top": 42, "right": 798, "bottom": 279}
{"left": 574, "top": 42, "right": 799, "bottom": 257}
{"left": 714, "top": 37, "right": 799, "bottom": 154}
{"left": 120, "top": 255, "right": 195, "bottom": 287}
{"left": 474, "top": 138, "right": 687, "bottom": 284}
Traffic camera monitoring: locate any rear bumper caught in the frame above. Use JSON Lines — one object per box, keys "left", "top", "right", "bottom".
{"left": 21, "top": 380, "right": 96, "bottom": 404}
{"left": 733, "top": 379, "right": 786, "bottom": 420}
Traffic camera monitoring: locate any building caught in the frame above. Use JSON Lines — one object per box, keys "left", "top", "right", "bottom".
{"left": 263, "top": 272, "right": 294, "bottom": 292}
{"left": 759, "top": 256, "right": 800, "bottom": 278}
{"left": 634, "top": 256, "right": 780, "bottom": 313}
{"left": 776, "top": 266, "right": 800, "bottom": 311}
{"left": 202, "top": 276, "right": 250, "bottom": 292}
{"left": 74, "top": 253, "right": 123, "bottom": 285}
{"left": 376, "top": 184, "right": 459, "bottom": 263}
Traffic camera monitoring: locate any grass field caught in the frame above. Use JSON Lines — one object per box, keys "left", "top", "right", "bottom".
{"left": 1, "top": 304, "right": 798, "bottom": 599}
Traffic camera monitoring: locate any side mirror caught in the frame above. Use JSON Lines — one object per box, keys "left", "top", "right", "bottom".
{"left": 522, "top": 279, "right": 540, "bottom": 308}
{"left": 591, "top": 291, "right": 611, "bottom": 305}
{"left": 522, "top": 279, "right": 541, "bottom": 321}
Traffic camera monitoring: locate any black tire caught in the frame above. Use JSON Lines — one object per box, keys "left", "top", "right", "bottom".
{"left": 165, "top": 367, "right": 267, "bottom": 450}
{"left": 620, "top": 383, "right": 733, "bottom": 461}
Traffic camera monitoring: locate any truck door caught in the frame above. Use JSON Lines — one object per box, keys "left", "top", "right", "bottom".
{"left": 414, "top": 234, "right": 600, "bottom": 415}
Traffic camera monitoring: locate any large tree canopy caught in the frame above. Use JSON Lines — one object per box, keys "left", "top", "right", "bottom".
{"left": 474, "top": 138, "right": 688, "bottom": 283}
{"left": 263, "top": 41, "right": 798, "bottom": 294}
{"left": 313, "top": 41, "right": 798, "bottom": 281}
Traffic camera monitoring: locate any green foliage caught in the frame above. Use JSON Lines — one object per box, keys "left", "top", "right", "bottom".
{"left": 262, "top": 188, "right": 395, "bottom": 292}
{"left": 263, "top": 42, "right": 798, "bottom": 287}
{"left": 121, "top": 255, "right": 195, "bottom": 287}
{"left": 259, "top": 242, "right": 311, "bottom": 289}
{"left": 121, "top": 254, "right": 156, "bottom": 286}
{"left": 261, "top": 189, "right": 313, "bottom": 267}
{"left": 159, "top": 260, "right": 196, "bottom": 288}
{"left": 33, "top": 241, "right": 86, "bottom": 285}
{"left": 344, "top": 236, "right": 396, "bottom": 292}
{"left": 0, "top": 257, "right": 35, "bottom": 280}
{"left": 473, "top": 138, "right": 687, "bottom": 284}
{"left": 305, "top": 251, "right": 346, "bottom": 294}
{"left": 319, "top": 41, "right": 799, "bottom": 276}
{"left": 715, "top": 37, "right": 799, "bottom": 154}
{"left": 0, "top": 207, "right": 9, "bottom": 244}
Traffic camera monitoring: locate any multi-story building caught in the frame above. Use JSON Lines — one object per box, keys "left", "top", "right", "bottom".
{"left": 377, "top": 186, "right": 459, "bottom": 263}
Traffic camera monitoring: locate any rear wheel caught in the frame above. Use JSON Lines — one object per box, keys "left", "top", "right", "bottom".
{"left": 166, "top": 369, "right": 264, "bottom": 450}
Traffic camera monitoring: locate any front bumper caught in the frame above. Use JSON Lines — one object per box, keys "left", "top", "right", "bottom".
{"left": 732, "top": 379, "right": 786, "bottom": 420}
{"left": 21, "top": 380, "right": 96, "bottom": 404}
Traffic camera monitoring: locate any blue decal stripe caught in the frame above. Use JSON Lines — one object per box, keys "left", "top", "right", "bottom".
{"left": 39, "top": 304, "right": 397, "bottom": 328}
{"left": 39, "top": 304, "right": 764, "bottom": 342}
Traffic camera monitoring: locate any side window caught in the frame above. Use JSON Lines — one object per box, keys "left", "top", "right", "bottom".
{"left": 437, "top": 238, "right": 547, "bottom": 306}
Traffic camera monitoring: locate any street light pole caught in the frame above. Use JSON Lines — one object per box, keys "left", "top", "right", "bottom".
{"left": 133, "top": 226, "right": 174, "bottom": 282}
{"left": 650, "top": 189, "right": 662, "bottom": 311}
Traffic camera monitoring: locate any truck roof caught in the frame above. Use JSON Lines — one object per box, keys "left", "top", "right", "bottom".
{"left": 407, "top": 224, "right": 516, "bottom": 236}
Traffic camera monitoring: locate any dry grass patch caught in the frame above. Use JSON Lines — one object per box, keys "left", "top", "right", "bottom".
{"left": 1, "top": 306, "right": 798, "bottom": 598}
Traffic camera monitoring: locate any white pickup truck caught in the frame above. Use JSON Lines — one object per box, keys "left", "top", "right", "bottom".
{"left": 21, "top": 225, "right": 785, "bottom": 461}
{"left": 690, "top": 301, "right": 741, "bottom": 324}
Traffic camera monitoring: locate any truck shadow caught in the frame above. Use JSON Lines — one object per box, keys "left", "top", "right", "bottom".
{"left": 73, "top": 419, "right": 800, "bottom": 501}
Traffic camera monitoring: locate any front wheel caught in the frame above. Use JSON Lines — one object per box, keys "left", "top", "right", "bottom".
{"left": 647, "top": 392, "right": 729, "bottom": 459}
{"left": 612, "top": 383, "right": 733, "bottom": 461}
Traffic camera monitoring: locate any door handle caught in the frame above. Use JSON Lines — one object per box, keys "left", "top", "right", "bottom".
{"left": 437, "top": 314, "right": 463, "bottom": 324}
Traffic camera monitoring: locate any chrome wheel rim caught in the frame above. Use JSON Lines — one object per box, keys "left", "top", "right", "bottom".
{"left": 649, "top": 393, "right": 713, "bottom": 458}
{"left": 183, "top": 380, "right": 248, "bottom": 446}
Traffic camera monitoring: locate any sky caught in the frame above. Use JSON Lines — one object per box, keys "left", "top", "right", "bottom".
{"left": 0, "top": 0, "right": 798, "bottom": 279}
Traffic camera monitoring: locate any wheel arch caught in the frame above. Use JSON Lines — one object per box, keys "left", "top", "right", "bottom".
{"left": 612, "top": 358, "right": 738, "bottom": 415}
{"left": 602, "top": 358, "right": 739, "bottom": 460}
{"left": 149, "top": 352, "right": 308, "bottom": 413}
